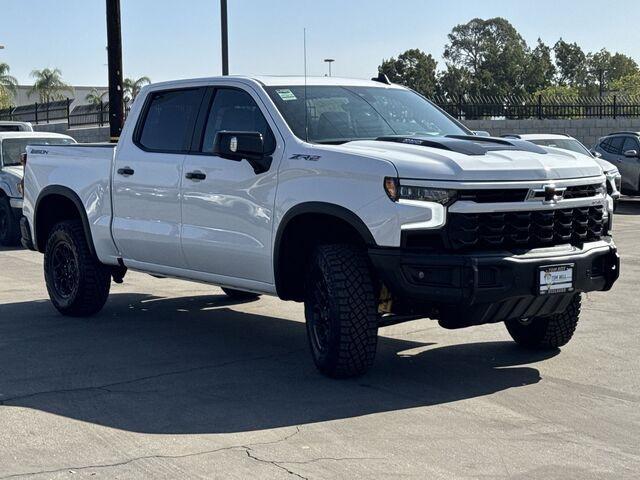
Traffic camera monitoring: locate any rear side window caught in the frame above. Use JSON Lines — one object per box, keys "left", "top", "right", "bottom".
{"left": 623, "top": 136, "right": 639, "bottom": 152}
{"left": 200, "top": 88, "right": 276, "bottom": 154}
{"left": 137, "top": 88, "right": 205, "bottom": 152}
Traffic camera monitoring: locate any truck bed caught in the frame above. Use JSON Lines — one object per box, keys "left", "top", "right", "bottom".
{"left": 23, "top": 143, "right": 119, "bottom": 264}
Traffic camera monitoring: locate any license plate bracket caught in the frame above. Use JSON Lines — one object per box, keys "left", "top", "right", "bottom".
{"left": 538, "top": 264, "right": 575, "bottom": 295}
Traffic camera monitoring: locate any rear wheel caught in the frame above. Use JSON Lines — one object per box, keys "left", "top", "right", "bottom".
{"left": 505, "top": 294, "right": 581, "bottom": 349}
{"left": 304, "top": 244, "right": 378, "bottom": 378}
{"left": 221, "top": 287, "right": 261, "bottom": 300}
{"left": 44, "top": 220, "right": 111, "bottom": 316}
{"left": 0, "top": 197, "right": 20, "bottom": 246}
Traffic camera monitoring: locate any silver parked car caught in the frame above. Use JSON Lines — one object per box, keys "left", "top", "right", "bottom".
{"left": 593, "top": 132, "right": 640, "bottom": 195}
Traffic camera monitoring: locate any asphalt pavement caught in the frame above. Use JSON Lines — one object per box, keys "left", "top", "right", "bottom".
{"left": 0, "top": 200, "right": 639, "bottom": 479}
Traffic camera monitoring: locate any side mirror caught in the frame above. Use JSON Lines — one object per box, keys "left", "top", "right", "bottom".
{"left": 623, "top": 149, "right": 638, "bottom": 158}
{"left": 591, "top": 150, "right": 602, "bottom": 158}
{"left": 213, "top": 131, "right": 272, "bottom": 174}
{"left": 472, "top": 130, "right": 491, "bottom": 137}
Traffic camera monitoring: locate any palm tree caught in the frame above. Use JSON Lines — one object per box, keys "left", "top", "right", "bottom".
{"left": 0, "top": 63, "right": 18, "bottom": 104}
{"left": 29, "top": 68, "right": 72, "bottom": 104}
{"left": 123, "top": 76, "right": 150, "bottom": 104}
{"left": 85, "top": 88, "right": 107, "bottom": 106}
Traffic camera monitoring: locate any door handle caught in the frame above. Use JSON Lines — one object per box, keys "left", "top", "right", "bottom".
{"left": 117, "top": 167, "right": 135, "bottom": 176}
{"left": 185, "top": 171, "right": 206, "bottom": 181}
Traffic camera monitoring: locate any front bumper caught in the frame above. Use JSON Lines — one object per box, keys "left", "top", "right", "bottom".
{"left": 369, "top": 238, "right": 619, "bottom": 328}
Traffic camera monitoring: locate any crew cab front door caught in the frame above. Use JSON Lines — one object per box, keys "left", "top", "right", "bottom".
{"left": 180, "top": 86, "right": 281, "bottom": 285}
{"left": 112, "top": 87, "right": 206, "bottom": 269}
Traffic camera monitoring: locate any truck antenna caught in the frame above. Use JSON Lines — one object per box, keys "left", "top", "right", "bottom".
{"left": 303, "top": 28, "right": 309, "bottom": 143}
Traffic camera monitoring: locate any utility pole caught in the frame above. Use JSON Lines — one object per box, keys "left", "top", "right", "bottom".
{"left": 220, "top": 0, "right": 229, "bottom": 75}
{"left": 106, "top": 0, "right": 124, "bottom": 142}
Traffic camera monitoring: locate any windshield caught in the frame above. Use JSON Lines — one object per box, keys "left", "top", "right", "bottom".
{"left": 1, "top": 137, "right": 74, "bottom": 166}
{"left": 529, "top": 138, "right": 592, "bottom": 157}
{"left": 265, "top": 85, "right": 468, "bottom": 144}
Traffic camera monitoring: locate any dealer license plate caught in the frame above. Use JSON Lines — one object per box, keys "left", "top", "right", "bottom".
{"left": 538, "top": 264, "right": 575, "bottom": 295}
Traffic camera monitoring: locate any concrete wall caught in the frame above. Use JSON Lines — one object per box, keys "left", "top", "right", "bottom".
{"left": 33, "top": 122, "right": 109, "bottom": 143}
{"left": 464, "top": 118, "right": 640, "bottom": 149}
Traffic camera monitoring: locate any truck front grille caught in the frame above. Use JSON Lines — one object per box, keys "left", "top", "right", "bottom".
{"left": 446, "top": 206, "right": 605, "bottom": 250}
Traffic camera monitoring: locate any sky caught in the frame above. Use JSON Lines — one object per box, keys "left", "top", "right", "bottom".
{"left": 2, "top": 0, "right": 640, "bottom": 86}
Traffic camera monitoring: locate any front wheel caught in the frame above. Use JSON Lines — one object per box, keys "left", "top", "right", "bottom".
{"left": 0, "top": 197, "right": 20, "bottom": 246}
{"left": 505, "top": 294, "right": 581, "bottom": 349}
{"left": 44, "top": 220, "right": 111, "bottom": 316}
{"left": 304, "top": 244, "right": 378, "bottom": 378}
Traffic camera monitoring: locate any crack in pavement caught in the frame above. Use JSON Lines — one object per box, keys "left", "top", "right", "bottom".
{"left": 0, "top": 349, "right": 304, "bottom": 405}
{"left": 0, "top": 427, "right": 303, "bottom": 479}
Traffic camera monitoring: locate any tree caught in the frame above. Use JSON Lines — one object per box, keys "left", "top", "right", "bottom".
{"left": 85, "top": 88, "right": 107, "bottom": 106}
{"left": 523, "top": 39, "right": 556, "bottom": 94}
{"left": 0, "top": 63, "right": 18, "bottom": 106}
{"left": 553, "top": 39, "right": 588, "bottom": 87}
{"left": 586, "top": 49, "right": 638, "bottom": 96}
{"left": 378, "top": 50, "right": 437, "bottom": 96}
{"left": 442, "top": 17, "right": 529, "bottom": 97}
{"left": 29, "top": 68, "right": 72, "bottom": 103}
{"left": 123, "top": 76, "right": 151, "bottom": 104}
{"left": 610, "top": 72, "right": 640, "bottom": 96}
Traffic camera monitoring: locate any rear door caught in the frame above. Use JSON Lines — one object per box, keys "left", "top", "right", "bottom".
{"left": 180, "top": 85, "right": 281, "bottom": 284}
{"left": 112, "top": 87, "right": 206, "bottom": 268}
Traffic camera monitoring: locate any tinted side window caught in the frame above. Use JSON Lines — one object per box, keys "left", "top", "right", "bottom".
{"left": 608, "top": 137, "right": 625, "bottom": 154}
{"left": 137, "top": 88, "right": 205, "bottom": 152}
{"left": 200, "top": 88, "right": 275, "bottom": 154}
{"left": 623, "top": 136, "right": 639, "bottom": 152}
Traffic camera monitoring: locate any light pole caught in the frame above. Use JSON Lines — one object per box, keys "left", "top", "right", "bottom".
{"left": 324, "top": 58, "right": 334, "bottom": 77}
{"left": 106, "top": 0, "right": 124, "bottom": 142}
{"left": 220, "top": 0, "right": 229, "bottom": 75}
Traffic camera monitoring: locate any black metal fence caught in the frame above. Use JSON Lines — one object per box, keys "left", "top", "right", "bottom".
{"left": 431, "top": 94, "right": 640, "bottom": 120}
{"left": 2, "top": 95, "right": 640, "bottom": 127}
{"left": 0, "top": 98, "right": 130, "bottom": 128}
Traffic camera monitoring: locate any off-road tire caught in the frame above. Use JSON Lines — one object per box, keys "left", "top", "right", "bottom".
{"left": 221, "top": 287, "right": 261, "bottom": 300}
{"left": 505, "top": 294, "right": 581, "bottom": 349}
{"left": 44, "top": 220, "right": 111, "bottom": 317}
{"left": 0, "top": 197, "right": 20, "bottom": 246}
{"left": 304, "top": 244, "right": 378, "bottom": 378}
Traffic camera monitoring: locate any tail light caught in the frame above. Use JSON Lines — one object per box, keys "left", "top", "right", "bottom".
{"left": 18, "top": 153, "right": 26, "bottom": 196}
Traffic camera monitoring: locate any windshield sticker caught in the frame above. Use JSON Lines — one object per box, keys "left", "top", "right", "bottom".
{"left": 276, "top": 89, "right": 297, "bottom": 101}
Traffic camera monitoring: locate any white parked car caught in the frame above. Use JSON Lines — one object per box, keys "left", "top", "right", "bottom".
{"left": 0, "top": 121, "right": 34, "bottom": 132}
{"left": 505, "top": 133, "right": 622, "bottom": 208}
{"left": 21, "top": 76, "right": 619, "bottom": 377}
{"left": 0, "top": 131, "right": 75, "bottom": 245}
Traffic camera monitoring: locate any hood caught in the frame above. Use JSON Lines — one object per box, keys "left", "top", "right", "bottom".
{"left": 0, "top": 165, "right": 23, "bottom": 180}
{"left": 326, "top": 139, "right": 603, "bottom": 181}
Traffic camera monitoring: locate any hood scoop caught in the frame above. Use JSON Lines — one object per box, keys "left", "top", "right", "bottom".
{"left": 375, "top": 135, "right": 548, "bottom": 156}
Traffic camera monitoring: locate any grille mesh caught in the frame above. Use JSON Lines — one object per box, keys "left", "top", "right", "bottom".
{"left": 447, "top": 206, "right": 605, "bottom": 250}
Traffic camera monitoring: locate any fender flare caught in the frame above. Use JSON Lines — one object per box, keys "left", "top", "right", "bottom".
{"left": 273, "top": 202, "right": 376, "bottom": 296}
{"left": 34, "top": 185, "right": 97, "bottom": 257}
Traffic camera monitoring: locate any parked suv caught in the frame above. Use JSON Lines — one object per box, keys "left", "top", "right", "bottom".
{"left": 593, "top": 132, "right": 640, "bottom": 195}
{"left": 22, "top": 76, "right": 619, "bottom": 378}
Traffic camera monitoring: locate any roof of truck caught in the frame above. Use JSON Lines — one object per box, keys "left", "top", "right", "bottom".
{"left": 146, "top": 75, "right": 406, "bottom": 90}
{"left": 0, "top": 131, "right": 74, "bottom": 141}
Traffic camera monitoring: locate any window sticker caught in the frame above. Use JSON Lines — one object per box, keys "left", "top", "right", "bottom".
{"left": 276, "top": 89, "right": 297, "bottom": 101}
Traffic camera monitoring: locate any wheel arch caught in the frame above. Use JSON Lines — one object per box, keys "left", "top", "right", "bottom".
{"left": 273, "top": 202, "right": 376, "bottom": 301}
{"left": 34, "top": 185, "right": 97, "bottom": 257}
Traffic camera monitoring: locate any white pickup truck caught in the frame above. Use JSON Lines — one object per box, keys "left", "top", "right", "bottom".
{"left": 22, "top": 76, "right": 620, "bottom": 378}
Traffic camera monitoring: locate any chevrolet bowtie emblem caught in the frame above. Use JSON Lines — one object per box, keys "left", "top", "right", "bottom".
{"left": 527, "top": 185, "right": 567, "bottom": 203}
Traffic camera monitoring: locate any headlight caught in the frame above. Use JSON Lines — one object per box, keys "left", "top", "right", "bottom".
{"left": 384, "top": 177, "right": 457, "bottom": 205}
